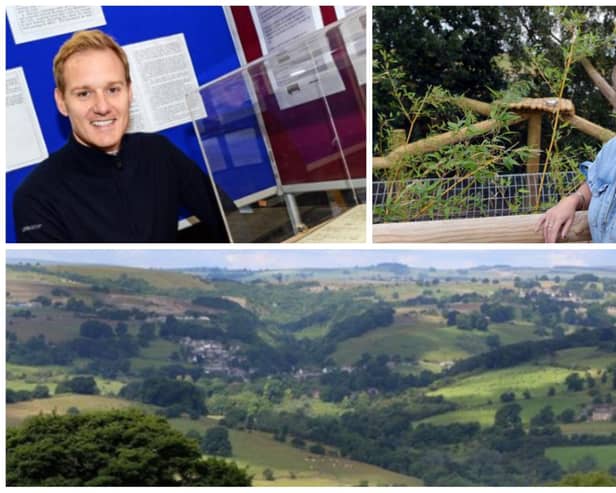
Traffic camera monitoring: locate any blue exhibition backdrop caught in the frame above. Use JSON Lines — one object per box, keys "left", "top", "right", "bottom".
{"left": 6, "top": 6, "right": 276, "bottom": 242}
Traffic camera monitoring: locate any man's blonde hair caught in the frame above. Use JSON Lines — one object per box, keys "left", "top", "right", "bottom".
{"left": 53, "top": 29, "right": 131, "bottom": 93}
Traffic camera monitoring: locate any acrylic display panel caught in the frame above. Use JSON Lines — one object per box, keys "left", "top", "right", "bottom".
{"left": 190, "top": 9, "right": 366, "bottom": 243}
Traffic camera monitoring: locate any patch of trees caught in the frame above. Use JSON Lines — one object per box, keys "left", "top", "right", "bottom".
{"left": 7, "top": 335, "right": 75, "bottom": 366}
{"left": 222, "top": 397, "right": 562, "bottom": 485}
{"left": 320, "top": 354, "right": 439, "bottom": 401}
{"left": 566, "top": 273, "right": 600, "bottom": 291}
{"left": 137, "top": 322, "right": 157, "bottom": 346}
{"left": 11, "top": 309, "right": 34, "bottom": 318}
{"left": 119, "top": 377, "right": 207, "bottom": 418}
{"left": 140, "top": 364, "right": 204, "bottom": 383}
{"left": 456, "top": 311, "right": 489, "bottom": 331}
{"left": 80, "top": 320, "right": 114, "bottom": 339}
{"left": 12, "top": 322, "right": 131, "bottom": 372}
{"left": 280, "top": 305, "right": 337, "bottom": 332}
{"left": 69, "top": 331, "right": 140, "bottom": 361}
{"left": 113, "top": 274, "right": 151, "bottom": 293}
{"left": 404, "top": 295, "right": 439, "bottom": 306}
{"left": 159, "top": 315, "right": 225, "bottom": 341}
{"left": 65, "top": 297, "right": 94, "bottom": 313}
{"left": 160, "top": 309, "right": 259, "bottom": 344}
{"left": 326, "top": 302, "right": 395, "bottom": 343}
{"left": 481, "top": 303, "right": 515, "bottom": 323}
{"left": 446, "top": 292, "right": 486, "bottom": 303}
{"left": 31, "top": 295, "right": 52, "bottom": 306}
{"left": 90, "top": 284, "right": 110, "bottom": 293}
{"left": 6, "top": 409, "right": 251, "bottom": 486}
{"left": 409, "top": 422, "right": 480, "bottom": 446}
{"left": 55, "top": 376, "right": 99, "bottom": 395}
{"left": 51, "top": 287, "right": 71, "bottom": 297}
{"left": 6, "top": 385, "right": 50, "bottom": 403}
{"left": 201, "top": 426, "right": 233, "bottom": 457}
{"left": 220, "top": 309, "right": 260, "bottom": 343}
{"left": 192, "top": 295, "right": 242, "bottom": 311}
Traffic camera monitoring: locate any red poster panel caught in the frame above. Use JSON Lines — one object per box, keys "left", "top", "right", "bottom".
{"left": 229, "top": 6, "right": 366, "bottom": 188}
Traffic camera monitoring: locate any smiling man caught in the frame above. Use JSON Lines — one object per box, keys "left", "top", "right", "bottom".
{"left": 13, "top": 30, "right": 230, "bottom": 243}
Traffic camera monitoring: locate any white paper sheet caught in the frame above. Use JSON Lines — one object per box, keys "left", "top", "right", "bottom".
{"left": 249, "top": 6, "right": 323, "bottom": 55}
{"left": 6, "top": 6, "right": 106, "bottom": 44}
{"left": 265, "top": 36, "right": 346, "bottom": 110}
{"left": 6, "top": 67, "right": 49, "bottom": 171}
{"left": 334, "top": 6, "right": 363, "bottom": 19}
{"left": 124, "top": 33, "right": 206, "bottom": 133}
{"left": 249, "top": 6, "right": 345, "bottom": 110}
{"left": 339, "top": 9, "right": 367, "bottom": 86}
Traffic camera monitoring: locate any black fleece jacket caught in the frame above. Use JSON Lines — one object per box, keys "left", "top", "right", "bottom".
{"left": 13, "top": 133, "right": 230, "bottom": 243}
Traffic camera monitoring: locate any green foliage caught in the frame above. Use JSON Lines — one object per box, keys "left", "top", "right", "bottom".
{"left": 556, "top": 471, "right": 616, "bottom": 486}
{"left": 6, "top": 409, "right": 251, "bottom": 486}
{"left": 202, "top": 426, "right": 233, "bottom": 457}
{"left": 326, "top": 302, "right": 395, "bottom": 343}
{"left": 55, "top": 376, "right": 99, "bottom": 395}
{"left": 373, "top": 6, "right": 615, "bottom": 223}
{"left": 119, "top": 377, "right": 207, "bottom": 418}
{"left": 262, "top": 468, "right": 275, "bottom": 481}
{"left": 7, "top": 386, "right": 51, "bottom": 404}
{"left": 80, "top": 320, "right": 114, "bottom": 339}
{"left": 565, "top": 372, "right": 585, "bottom": 392}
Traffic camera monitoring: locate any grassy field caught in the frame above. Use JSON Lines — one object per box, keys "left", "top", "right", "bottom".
{"left": 421, "top": 390, "right": 592, "bottom": 428}
{"left": 332, "top": 315, "right": 475, "bottom": 366}
{"left": 7, "top": 307, "right": 86, "bottom": 342}
{"left": 42, "top": 264, "right": 210, "bottom": 291}
{"left": 130, "top": 339, "right": 179, "bottom": 371}
{"left": 6, "top": 395, "right": 141, "bottom": 428}
{"left": 488, "top": 321, "right": 545, "bottom": 345}
{"left": 538, "top": 347, "right": 616, "bottom": 372}
{"left": 546, "top": 445, "right": 616, "bottom": 471}
{"left": 427, "top": 365, "right": 574, "bottom": 408}
{"left": 561, "top": 421, "right": 616, "bottom": 436}
{"left": 421, "top": 364, "right": 604, "bottom": 427}
{"left": 170, "top": 417, "right": 422, "bottom": 486}
{"left": 7, "top": 365, "right": 127, "bottom": 398}
{"left": 422, "top": 363, "right": 616, "bottom": 431}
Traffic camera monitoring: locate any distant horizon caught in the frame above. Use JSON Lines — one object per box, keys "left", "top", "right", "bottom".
{"left": 6, "top": 248, "right": 616, "bottom": 271}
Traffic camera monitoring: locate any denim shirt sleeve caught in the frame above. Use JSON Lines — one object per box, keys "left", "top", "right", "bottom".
{"left": 582, "top": 137, "right": 616, "bottom": 242}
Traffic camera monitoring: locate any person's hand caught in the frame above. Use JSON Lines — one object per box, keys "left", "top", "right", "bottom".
{"left": 535, "top": 195, "right": 579, "bottom": 243}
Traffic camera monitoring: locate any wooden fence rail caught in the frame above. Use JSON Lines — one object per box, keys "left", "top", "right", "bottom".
{"left": 373, "top": 211, "right": 590, "bottom": 243}
{"left": 374, "top": 96, "right": 615, "bottom": 170}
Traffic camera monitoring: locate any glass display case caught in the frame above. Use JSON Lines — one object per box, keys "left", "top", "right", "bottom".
{"left": 189, "top": 9, "right": 366, "bottom": 242}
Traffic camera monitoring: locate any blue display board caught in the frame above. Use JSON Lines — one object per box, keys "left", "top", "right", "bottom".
{"left": 5, "top": 6, "right": 277, "bottom": 242}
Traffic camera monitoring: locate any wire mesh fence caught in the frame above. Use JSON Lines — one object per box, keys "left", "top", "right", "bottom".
{"left": 373, "top": 171, "right": 579, "bottom": 223}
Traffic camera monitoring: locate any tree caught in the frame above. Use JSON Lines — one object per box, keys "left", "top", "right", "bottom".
{"left": 556, "top": 472, "right": 616, "bottom": 486}
{"left": 55, "top": 376, "right": 99, "bottom": 395}
{"left": 138, "top": 322, "right": 157, "bottom": 346}
{"left": 558, "top": 408, "right": 576, "bottom": 423}
{"left": 31, "top": 385, "right": 50, "bottom": 399}
{"left": 115, "top": 322, "right": 128, "bottom": 337}
{"left": 486, "top": 334, "right": 501, "bottom": 350}
{"left": 6, "top": 409, "right": 252, "bottom": 486}
{"left": 568, "top": 455, "right": 599, "bottom": 473}
{"left": 491, "top": 403, "right": 525, "bottom": 452}
{"left": 565, "top": 373, "right": 585, "bottom": 392}
{"left": 500, "top": 391, "right": 516, "bottom": 403}
{"left": 262, "top": 468, "right": 275, "bottom": 481}
{"left": 201, "top": 426, "right": 232, "bottom": 457}
{"left": 530, "top": 405, "right": 561, "bottom": 437}
{"left": 80, "top": 320, "right": 113, "bottom": 339}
